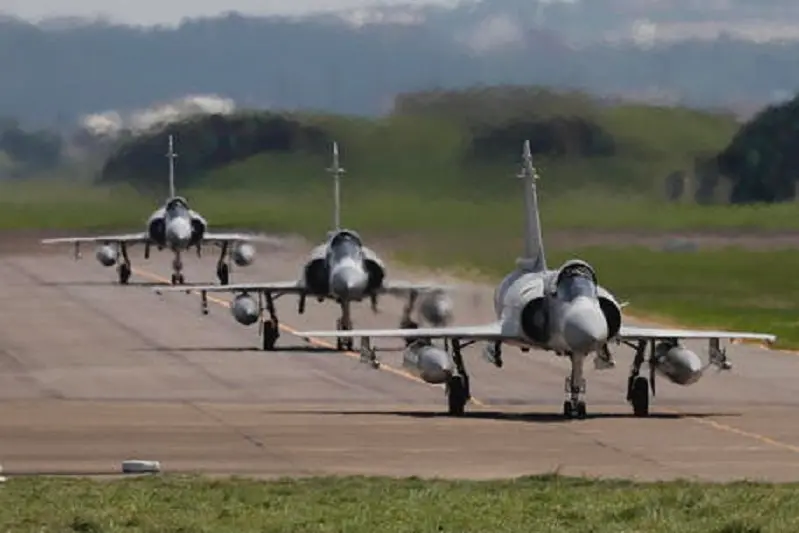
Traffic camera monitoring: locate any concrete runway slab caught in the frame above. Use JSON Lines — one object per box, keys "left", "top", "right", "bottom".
{"left": 1, "top": 237, "right": 799, "bottom": 481}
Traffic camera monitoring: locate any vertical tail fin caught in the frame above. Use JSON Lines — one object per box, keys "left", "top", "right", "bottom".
{"left": 166, "top": 134, "right": 177, "bottom": 199}
{"left": 516, "top": 140, "right": 547, "bottom": 272}
{"left": 326, "top": 141, "right": 345, "bottom": 231}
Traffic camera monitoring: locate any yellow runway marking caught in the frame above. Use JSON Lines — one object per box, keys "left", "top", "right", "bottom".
{"left": 135, "top": 266, "right": 799, "bottom": 453}
{"left": 514, "top": 352, "right": 799, "bottom": 455}
{"left": 678, "top": 414, "right": 799, "bottom": 454}
{"left": 133, "top": 267, "right": 486, "bottom": 407}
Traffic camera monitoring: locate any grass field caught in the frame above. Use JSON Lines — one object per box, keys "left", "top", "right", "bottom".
{"left": 5, "top": 177, "right": 799, "bottom": 347}
{"left": 1, "top": 474, "right": 796, "bottom": 532}
{"left": 6, "top": 179, "right": 799, "bottom": 234}
{"left": 396, "top": 242, "right": 799, "bottom": 348}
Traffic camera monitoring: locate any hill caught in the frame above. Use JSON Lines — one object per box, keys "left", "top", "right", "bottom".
{"left": 94, "top": 86, "right": 740, "bottom": 221}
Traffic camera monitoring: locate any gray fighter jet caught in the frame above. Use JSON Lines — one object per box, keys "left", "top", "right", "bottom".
{"left": 296, "top": 140, "right": 776, "bottom": 419}
{"left": 154, "top": 141, "right": 454, "bottom": 352}
{"left": 41, "top": 135, "right": 276, "bottom": 286}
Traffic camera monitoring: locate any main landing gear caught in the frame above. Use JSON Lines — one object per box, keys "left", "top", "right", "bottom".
{"left": 260, "top": 292, "right": 280, "bottom": 351}
{"left": 357, "top": 335, "right": 472, "bottom": 417}
{"left": 170, "top": 251, "right": 186, "bottom": 285}
{"left": 563, "top": 352, "right": 588, "bottom": 420}
{"left": 445, "top": 339, "right": 471, "bottom": 416}
{"left": 336, "top": 300, "right": 354, "bottom": 351}
{"left": 624, "top": 337, "right": 731, "bottom": 417}
{"left": 626, "top": 339, "right": 652, "bottom": 417}
{"left": 200, "top": 289, "right": 282, "bottom": 350}
{"left": 117, "top": 243, "right": 132, "bottom": 285}
{"left": 216, "top": 242, "right": 230, "bottom": 286}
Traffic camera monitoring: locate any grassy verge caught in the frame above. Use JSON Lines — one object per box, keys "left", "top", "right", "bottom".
{"left": 396, "top": 242, "right": 799, "bottom": 349}
{"left": 5, "top": 180, "right": 799, "bottom": 233}
{"left": 5, "top": 179, "right": 799, "bottom": 347}
{"left": 2, "top": 474, "right": 797, "bottom": 532}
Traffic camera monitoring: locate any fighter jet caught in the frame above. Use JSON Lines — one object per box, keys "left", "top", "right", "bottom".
{"left": 41, "top": 135, "right": 276, "bottom": 286}
{"left": 153, "top": 141, "right": 455, "bottom": 352}
{"left": 295, "top": 140, "right": 777, "bottom": 419}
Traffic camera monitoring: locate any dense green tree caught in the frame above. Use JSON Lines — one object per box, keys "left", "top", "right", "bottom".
{"left": 716, "top": 94, "right": 799, "bottom": 203}
{"left": 98, "top": 112, "right": 331, "bottom": 191}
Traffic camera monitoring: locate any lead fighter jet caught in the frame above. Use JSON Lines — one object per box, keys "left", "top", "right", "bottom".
{"left": 41, "top": 135, "right": 276, "bottom": 286}
{"left": 296, "top": 140, "right": 777, "bottom": 419}
{"left": 154, "top": 141, "right": 455, "bottom": 351}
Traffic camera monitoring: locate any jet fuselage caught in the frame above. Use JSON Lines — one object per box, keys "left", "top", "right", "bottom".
{"left": 301, "top": 229, "right": 385, "bottom": 302}
{"left": 146, "top": 197, "right": 206, "bottom": 251}
{"left": 493, "top": 259, "right": 623, "bottom": 356}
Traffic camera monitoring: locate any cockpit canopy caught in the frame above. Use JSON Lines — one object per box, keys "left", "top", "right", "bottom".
{"left": 166, "top": 196, "right": 190, "bottom": 214}
{"left": 555, "top": 259, "right": 597, "bottom": 301}
{"left": 328, "top": 229, "right": 362, "bottom": 247}
{"left": 327, "top": 229, "right": 363, "bottom": 262}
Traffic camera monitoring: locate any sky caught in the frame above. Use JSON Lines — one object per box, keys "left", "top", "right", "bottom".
{"left": 0, "top": 0, "right": 456, "bottom": 25}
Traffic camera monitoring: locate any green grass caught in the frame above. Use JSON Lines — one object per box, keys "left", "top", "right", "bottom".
{"left": 396, "top": 242, "right": 799, "bottom": 348}
{"left": 6, "top": 179, "right": 799, "bottom": 234}
{"left": 4, "top": 178, "right": 799, "bottom": 347}
{"left": 1, "top": 474, "right": 797, "bottom": 532}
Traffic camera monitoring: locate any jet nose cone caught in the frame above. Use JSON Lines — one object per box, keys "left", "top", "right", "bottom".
{"left": 330, "top": 265, "right": 368, "bottom": 299}
{"left": 166, "top": 217, "right": 193, "bottom": 246}
{"left": 563, "top": 298, "right": 608, "bottom": 354}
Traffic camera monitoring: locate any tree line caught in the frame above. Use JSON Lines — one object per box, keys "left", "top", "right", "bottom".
{"left": 715, "top": 93, "right": 799, "bottom": 204}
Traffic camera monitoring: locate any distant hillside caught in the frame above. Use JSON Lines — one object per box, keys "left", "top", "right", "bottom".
{"left": 1, "top": 1, "right": 799, "bottom": 127}
{"left": 94, "top": 86, "right": 738, "bottom": 207}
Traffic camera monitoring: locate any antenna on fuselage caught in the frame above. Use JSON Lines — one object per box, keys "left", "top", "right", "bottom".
{"left": 516, "top": 140, "right": 547, "bottom": 273}
{"left": 326, "top": 141, "right": 345, "bottom": 231}
{"left": 166, "top": 134, "right": 177, "bottom": 199}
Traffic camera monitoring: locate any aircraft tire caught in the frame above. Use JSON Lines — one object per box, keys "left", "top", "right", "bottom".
{"left": 447, "top": 376, "right": 467, "bottom": 416}
{"left": 262, "top": 321, "right": 279, "bottom": 351}
{"left": 576, "top": 401, "right": 587, "bottom": 419}
{"left": 118, "top": 264, "right": 131, "bottom": 285}
{"left": 631, "top": 376, "right": 649, "bottom": 417}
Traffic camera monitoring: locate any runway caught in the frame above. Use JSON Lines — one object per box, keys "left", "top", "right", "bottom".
{"left": 2, "top": 235, "right": 799, "bottom": 481}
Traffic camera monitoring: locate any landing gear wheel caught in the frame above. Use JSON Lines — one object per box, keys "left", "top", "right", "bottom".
{"left": 336, "top": 337, "right": 354, "bottom": 351}
{"left": 262, "top": 320, "right": 279, "bottom": 351}
{"left": 631, "top": 376, "right": 650, "bottom": 417}
{"left": 217, "top": 263, "right": 230, "bottom": 285}
{"left": 117, "top": 264, "right": 131, "bottom": 285}
{"left": 562, "top": 400, "right": 587, "bottom": 419}
{"left": 171, "top": 273, "right": 185, "bottom": 285}
{"left": 576, "top": 401, "right": 587, "bottom": 419}
{"left": 335, "top": 317, "right": 353, "bottom": 351}
{"left": 446, "top": 376, "right": 468, "bottom": 416}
